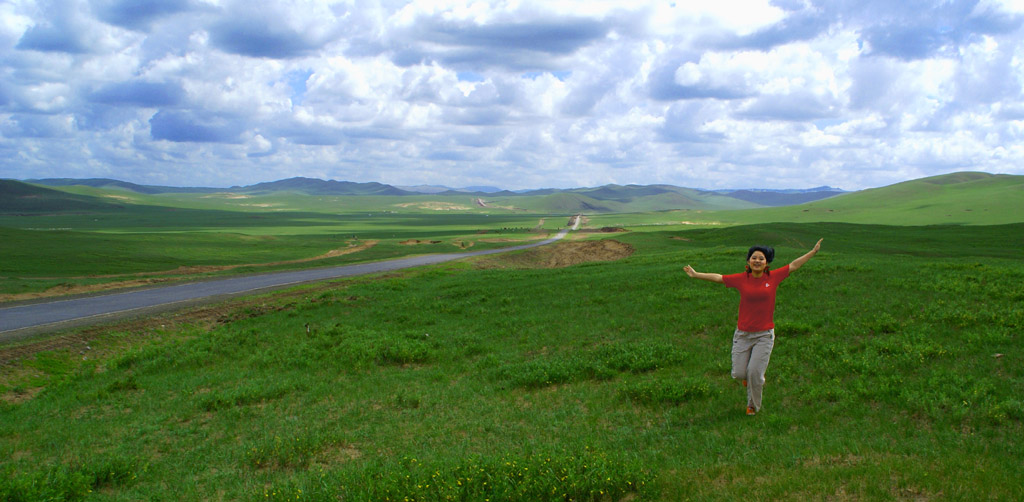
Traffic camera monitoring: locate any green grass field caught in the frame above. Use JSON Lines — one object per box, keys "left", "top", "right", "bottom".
{"left": 1, "top": 172, "right": 1023, "bottom": 499}
{"left": 5, "top": 171, "right": 1021, "bottom": 300}
{"left": 2, "top": 221, "right": 1022, "bottom": 500}
{"left": 0, "top": 197, "right": 567, "bottom": 298}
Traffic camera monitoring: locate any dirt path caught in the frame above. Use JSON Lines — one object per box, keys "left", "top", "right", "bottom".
{"left": 1, "top": 229, "right": 572, "bottom": 339}
{"left": 0, "top": 241, "right": 378, "bottom": 303}
{"left": 0, "top": 229, "right": 638, "bottom": 376}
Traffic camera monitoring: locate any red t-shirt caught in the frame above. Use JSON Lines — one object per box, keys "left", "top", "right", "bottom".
{"left": 722, "top": 264, "right": 790, "bottom": 332}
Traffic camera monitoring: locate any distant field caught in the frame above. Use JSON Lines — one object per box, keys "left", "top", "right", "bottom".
{"left": 1, "top": 222, "right": 1021, "bottom": 500}
{"left": 2, "top": 171, "right": 1022, "bottom": 301}
{"left": 0, "top": 220, "right": 564, "bottom": 300}
{"left": 0, "top": 185, "right": 575, "bottom": 299}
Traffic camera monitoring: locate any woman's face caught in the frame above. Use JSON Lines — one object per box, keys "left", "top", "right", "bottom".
{"left": 747, "top": 251, "right": 767, "bottom": 273}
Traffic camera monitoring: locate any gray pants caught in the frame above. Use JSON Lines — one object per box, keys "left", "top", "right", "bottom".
{"left": 731, "top": 329, "right": 775, "bottom": 412}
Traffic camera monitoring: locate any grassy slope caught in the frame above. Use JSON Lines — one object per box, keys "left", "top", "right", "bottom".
{"left": 1, "top": 223, "right": 1022, "bottom": 500}
{"left": 0, "top": 180, "right": 125, "bottom": 213}
{"left": 483, "top": 188, "right": 757, "bottom": 213}
{"left": 701, "top": 172, "right": 1024, "bottom": 226}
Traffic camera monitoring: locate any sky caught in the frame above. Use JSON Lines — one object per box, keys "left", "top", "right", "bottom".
{"left": 3, "top": 1, "right": 1024, "bottom": 191}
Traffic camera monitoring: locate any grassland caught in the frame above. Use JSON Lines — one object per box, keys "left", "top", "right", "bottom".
{"left": 1, "top": 221, "right": 1022, "bottom": 500}
{"left": 0, "top": 186, "right": 569, "bottom": 299}
{"left": 6, "top": 171, "right": 1021, "bottom": 301}
{"left": 1, "top": 172, "right": 1022, "bottom": 499}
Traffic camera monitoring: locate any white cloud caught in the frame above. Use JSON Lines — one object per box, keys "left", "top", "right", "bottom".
{"left": 2, "top": 0, "right": 1024, "bottom": 190}
{"left": 649, "top": 0, "right": 786, "bottom": 37}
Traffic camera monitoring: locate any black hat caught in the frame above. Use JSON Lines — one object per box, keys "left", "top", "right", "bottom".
{"left": 747, "top": 245, "right": 774, "bottom": 264}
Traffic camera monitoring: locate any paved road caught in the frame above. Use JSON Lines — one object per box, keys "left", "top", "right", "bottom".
{"left": 0, "top": 228, "right": 570, "bottom": 341}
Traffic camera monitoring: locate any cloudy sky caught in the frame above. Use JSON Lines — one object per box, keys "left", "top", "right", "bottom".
{"left": 3, "top": 0, "right": 1024, "bottom": 190}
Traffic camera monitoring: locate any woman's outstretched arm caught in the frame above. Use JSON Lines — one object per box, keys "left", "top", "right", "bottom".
{"left": 684, "top": 264, "right": 724, "bottom": 284}
{"left": 789, "top": 238, "right": 823, "bottom": 272}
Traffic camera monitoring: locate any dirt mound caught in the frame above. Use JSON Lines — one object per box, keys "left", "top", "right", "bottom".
{"left": 475, "top": 239, "right": 634, "bottom": 269}
{"left": 575, "top": 226, "right": 627, "bottom": 234}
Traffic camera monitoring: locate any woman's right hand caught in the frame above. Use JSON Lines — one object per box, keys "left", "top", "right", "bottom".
{"left": 684, "top": 264, "right": 723, "bottom": 283}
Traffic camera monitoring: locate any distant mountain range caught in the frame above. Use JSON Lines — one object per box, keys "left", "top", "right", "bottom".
{"left": 243, "top": 177, "right": 408, "bottom": 196}
{"left": 19, "top": 177, "right": 845, "bottom": 207}
{"left": 397, "top": 185, "right": 504, "bottom": 194}
{"left": 20, "top": 178, "right": 223, "bottom": 195}
{"left": 711, "top": 187, "right": 845, "bottom": 206}
{"left": 4, "top": 172, "right": 1021, "bottom": 223}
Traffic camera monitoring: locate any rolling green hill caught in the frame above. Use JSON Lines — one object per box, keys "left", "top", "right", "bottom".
{"left": 718, "top": 187, "right": 844, "bottom": 206}
{"left": 26, "top": 177, "right": 220, "bottom": 194}
{"left": 28, "top": 177, "right": 413, "bottom": 196}
{"left": 240, "top": 177, "right": 413, "bottom": 196}
{"left": 0, "top": 180, "right": 126, "bottom": 213}
{"left": 481, "top": 185, "right": 759, "bottom": 213}
{"left": 691, "top": 172, "right": 1024, "bottom": 226}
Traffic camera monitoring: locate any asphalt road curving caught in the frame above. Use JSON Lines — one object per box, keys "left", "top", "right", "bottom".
{"left": 0, "top": 229, "right": 570, "bottom": 342}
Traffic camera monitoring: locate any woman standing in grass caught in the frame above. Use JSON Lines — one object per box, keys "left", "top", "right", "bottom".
{"left": 683, "top": 239, "right": 822, "bottom": 416}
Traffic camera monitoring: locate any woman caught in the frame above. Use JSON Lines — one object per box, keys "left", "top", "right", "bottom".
{"left": 683, "top": 238, "right": 822, "bottom": 416}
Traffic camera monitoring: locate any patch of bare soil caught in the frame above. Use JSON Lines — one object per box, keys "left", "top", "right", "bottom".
{"left": 477, "top": 234, "right": 549, "bottom": 243}
{"left": 394, "top": 201, "right": 472, "bottom": 210}
{"left": 399, "top": 239, "right": 442, "bottom": 245}
{"left": 474, "top": 239, "right": 634, "bottom": 269}
{"left": 0, "top": 277, "right": 187, "bottom": 304}
{"left": 0, "top": 241, "right": 378, "bottom": 303}
{"left": 103, "top": 194, "right": 136, "bottom": 202}
{"left": 1, "top": 385, "right": 44, "bottom": 405}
